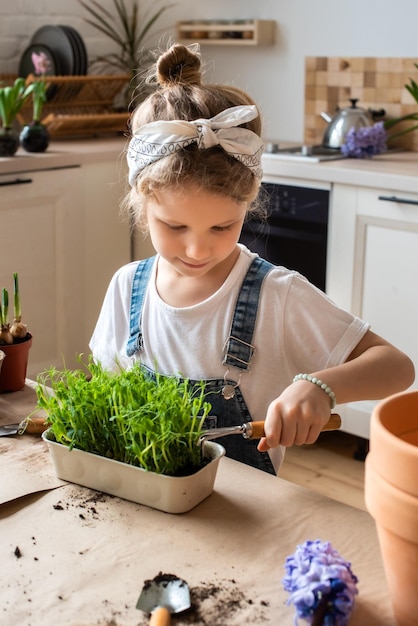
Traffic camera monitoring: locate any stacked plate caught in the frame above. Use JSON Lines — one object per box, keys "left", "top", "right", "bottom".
{"left": 19, "top": 24, "right": 88, "bottom": 77}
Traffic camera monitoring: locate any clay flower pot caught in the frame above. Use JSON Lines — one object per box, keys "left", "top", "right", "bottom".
{"left": 365, "top": 390, "right": 418, "bottom": 626}
{"left": 0, "top": 334, "right": 32, "bottom": 393}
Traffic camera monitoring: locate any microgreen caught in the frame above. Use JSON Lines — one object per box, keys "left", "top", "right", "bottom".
{"left": 36, "top": 357, "right": 212, "bottom": 476}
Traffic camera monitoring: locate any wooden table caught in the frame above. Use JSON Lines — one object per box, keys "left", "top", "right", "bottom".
{"left": 0, "top": 385, "right": 395, "bottom": 625}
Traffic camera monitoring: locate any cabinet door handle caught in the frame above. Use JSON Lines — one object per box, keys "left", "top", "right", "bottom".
{"left": 378, "top": 195, "right": 418, "bottom": 206}
{"left": 0, "top": 177, "right": 33, "bottom": 187}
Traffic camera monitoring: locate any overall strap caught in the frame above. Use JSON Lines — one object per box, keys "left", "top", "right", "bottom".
{"left": 126, "top": 256, "right": 156, "bottom": 357}
{"left": 223, "top": 257, "right": 275, "bottom": 371}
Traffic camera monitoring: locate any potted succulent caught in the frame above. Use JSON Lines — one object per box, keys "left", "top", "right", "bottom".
{"left": 0, "top": 273, "right": 33, "bottom": 393}
{"left": 37, "top": 359, "right": 225, "bottom": 514}
{"left": 0, "top": 77, "right": 34, "bottom": 156}
{"left": 19, "top": 52, "right": 50, "bottom": 153}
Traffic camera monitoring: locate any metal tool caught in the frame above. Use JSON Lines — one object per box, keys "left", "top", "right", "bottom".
{"left": 199, "top": 413, "right": 341, "bottom": 444}
{"left": 137, "top": 574, "right": 191, "bottom": 626}
{"left": 0, "top": 415, "right": 48, "bottom": 437}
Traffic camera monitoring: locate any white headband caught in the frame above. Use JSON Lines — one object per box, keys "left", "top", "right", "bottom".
{"left": 127, "top": 104, "right": 264, "bottom": 187}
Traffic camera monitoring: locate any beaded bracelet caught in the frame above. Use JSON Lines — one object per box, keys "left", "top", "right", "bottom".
{"left": 293, "top": 373, "right": 337, "bottom": 409}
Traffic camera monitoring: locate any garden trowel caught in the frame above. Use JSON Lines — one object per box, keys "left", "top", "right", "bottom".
{"left": 199, "top": 412, "right": 341, "bottom": 444}
{"left": 0, "top": 415, "right": 48, "bottom": 436}
{"left": 137, "top": 573, "right": 191, "bottom": 625}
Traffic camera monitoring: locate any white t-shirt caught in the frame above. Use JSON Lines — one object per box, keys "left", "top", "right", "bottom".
{"left": 90, "top": 245, "right": 370, "bottom": 472}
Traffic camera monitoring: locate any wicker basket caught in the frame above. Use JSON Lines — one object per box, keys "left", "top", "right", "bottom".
{"left": 2, "top": 74, "right": 131, "bottom": 137}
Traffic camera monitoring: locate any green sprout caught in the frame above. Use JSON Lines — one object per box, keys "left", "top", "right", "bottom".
{"left": 36, "top": 357, "right": 212, "bottom": 476}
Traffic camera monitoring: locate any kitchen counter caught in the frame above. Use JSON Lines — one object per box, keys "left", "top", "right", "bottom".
{"left": 262, "top": 149, "right": 418, "bottom": 193}
{"left": 0, "top": 137, "right": 127, "bottom": 175}
{"left": 1, "top": 137, "right": 417, "bottom": 192}
{"left": 0, "top": 384, "right": 395, "bottom": 625}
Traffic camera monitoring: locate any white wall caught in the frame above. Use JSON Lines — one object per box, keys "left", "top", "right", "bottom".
{"left": 2, "top": 0, "right": 418, "bottom": 141}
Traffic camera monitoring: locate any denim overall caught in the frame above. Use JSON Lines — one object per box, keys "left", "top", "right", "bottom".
{"left": 126, "top": 256, "right": 276, "bottom": 474}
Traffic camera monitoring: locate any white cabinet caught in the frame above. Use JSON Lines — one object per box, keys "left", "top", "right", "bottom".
{"left": 81, "top": 161, "right": 130, "bottom": 346}
{"left": 0, "top": 167, "right": 85, "bottom": 377}
{"left": 0, "top": 161, "right": 130, "bottom": 379}
{"left": 327, "top": 184, "right": 418, "bottom": 438}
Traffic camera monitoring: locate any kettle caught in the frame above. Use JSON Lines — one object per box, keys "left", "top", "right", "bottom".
{"left": 321, "top": 98, "right": 372, "bottom": 149}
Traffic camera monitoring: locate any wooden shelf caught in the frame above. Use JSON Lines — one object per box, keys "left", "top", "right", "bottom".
{"left": 176, "top": 19, "right": 275, "bottom": 46}
{"left": 14, "top": 74, "right": 131, "bottom": 137}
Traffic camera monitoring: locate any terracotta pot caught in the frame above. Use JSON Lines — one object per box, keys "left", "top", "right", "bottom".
{"left": 365, "top": 390, "right": 418, "bottom": 626}
{"left": 0, "top": 334, "right": 32, "bottom": 393}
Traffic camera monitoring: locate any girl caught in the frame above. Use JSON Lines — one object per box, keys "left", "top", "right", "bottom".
{"left": 90, "top": 44, "right": 414, "bottom": 475}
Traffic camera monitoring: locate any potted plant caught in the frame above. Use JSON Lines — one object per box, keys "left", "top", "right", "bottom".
{"left": 0, "top": 273, "right": 33, "bottom": 393}
{"left": 0, "top": 78, "right": 34, "bottom": 156}
{"left": 77, "top": 0, "right": 174, "bottom": 108}
{"left": 19, "top": 52, "right": 50, "bottom": 153}
{"left": 37, "top": 359, "right": 225, "bottom": 514}
{"left": 365, "top": 390, "right": 418, "bottom": 625}
{"left": 385, "top": 63, "right": 418, "bottom": 145}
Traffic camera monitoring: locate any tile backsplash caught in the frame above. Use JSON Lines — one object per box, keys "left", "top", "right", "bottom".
{"left": 304, "top": 57, "right": 418, "bottom": 151}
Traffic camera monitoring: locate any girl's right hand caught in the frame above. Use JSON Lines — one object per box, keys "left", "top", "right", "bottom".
{"left": 257, "top": 379, "right": 332, "bottom": 450}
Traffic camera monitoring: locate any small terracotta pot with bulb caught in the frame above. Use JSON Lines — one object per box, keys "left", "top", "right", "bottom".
{"left": 0, "top": 274, "right": 32, "bottom": 393}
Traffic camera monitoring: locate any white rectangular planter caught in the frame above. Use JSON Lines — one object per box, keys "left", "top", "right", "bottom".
{"left": 42, "top": 430, "right": 225, "bottom": 514}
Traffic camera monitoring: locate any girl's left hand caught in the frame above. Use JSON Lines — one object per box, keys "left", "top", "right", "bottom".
{"left": 257, "top": 379, "right": 332, "bottom": 450}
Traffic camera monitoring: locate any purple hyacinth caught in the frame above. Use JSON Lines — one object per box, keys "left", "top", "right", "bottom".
{"left": 283, "top": 539, "right": 358, "bottom": 625}
{"left": 341, "top": 121, "right": 388, "bottom": 158}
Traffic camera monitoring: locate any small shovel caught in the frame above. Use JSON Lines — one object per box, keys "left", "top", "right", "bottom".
{"left": 199, "top": 412, "right": 341, "bottom": 444}
{"left": 137, "top": 574, "right": 191, "bottom": 626}
{"left": 0, "top": 415, "right": 48, "bottom": 437}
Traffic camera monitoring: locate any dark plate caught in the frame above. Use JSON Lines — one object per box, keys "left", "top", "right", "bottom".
{"left": 59, "top": 25, "right": 81, "bottom": 75}
{"left": 30, "top": 25, "right": 75, "bottom": 75}
{"left": 18, "top": 43, "right": 61, "bottom": 78}
{"left": 60, "top": 25, "right": 88, "bottom": 75}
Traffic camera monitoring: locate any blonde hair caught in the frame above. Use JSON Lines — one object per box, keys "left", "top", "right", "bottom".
{"left": 123, "top": 43, "right": 264, "bottom": 231}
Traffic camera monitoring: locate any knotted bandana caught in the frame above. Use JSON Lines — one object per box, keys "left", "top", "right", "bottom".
{"left": 127, "top": 104, "right": 264, "bottom": 187}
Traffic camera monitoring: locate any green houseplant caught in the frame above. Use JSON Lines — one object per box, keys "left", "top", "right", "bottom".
{"left": 19, "top": 51, "right": 50, "bottom": 153}
{"left": 0, "top": 78, "right": 34, "bottom": 156}
{"left": 77, "top": 0, "right": 174, "bottom": 107}
{"left": 0, "top": 273, "right": 33, "bottom": 393}
{"left": 385, "top": 63, "right": 418, "bottom": 143}
{"left": 37, "top": 358, "right": 225, "bottom": 513}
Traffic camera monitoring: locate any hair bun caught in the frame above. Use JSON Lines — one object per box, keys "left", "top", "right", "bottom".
{"left": 156, "top": 43, "right": 202, "bottom": 86}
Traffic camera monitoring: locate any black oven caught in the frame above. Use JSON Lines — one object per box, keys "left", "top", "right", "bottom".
{"left": 239, "top": 181, "right": 330, "bottom": 292}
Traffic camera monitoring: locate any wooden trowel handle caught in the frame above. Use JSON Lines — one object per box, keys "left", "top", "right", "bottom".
{"left": 149, "top": 606, "right": 171, "bottom": 626}
{"left": 19, "top": 415, "right": 49, "bottom": 435}
{"left": 250, "top": 413, "right": 341, "bottom": 439}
